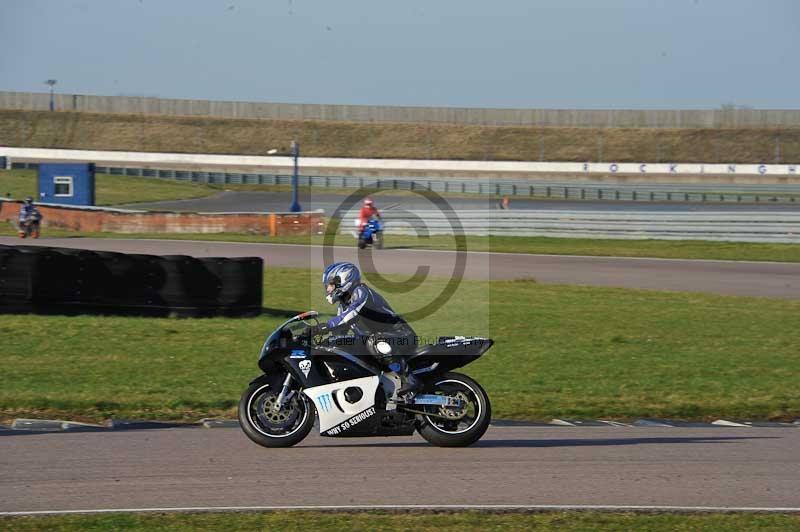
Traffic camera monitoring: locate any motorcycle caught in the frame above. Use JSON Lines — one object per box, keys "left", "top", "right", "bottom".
{"left": 357, "top": 218, "right": 383, "bottom": 250}
{"left": 17, "top": 212, "right": 42, "bottom": 239}
{"left": 238, "top": 311, "right": 493, "bottom": 448}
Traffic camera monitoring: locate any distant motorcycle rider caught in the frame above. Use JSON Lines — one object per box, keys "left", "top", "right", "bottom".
{"left": 310, "top": 262, "right": 421, "bottom": 402}
{"left": 358, "top": 198, "right": 381, "bottom": 234}
{"left": 18, "top": 197, "right": 42, "bottom": 239}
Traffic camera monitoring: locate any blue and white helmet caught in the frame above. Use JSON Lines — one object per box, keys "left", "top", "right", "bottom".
{"left": 322, "top": 262, "right": 361, "bottom": 303}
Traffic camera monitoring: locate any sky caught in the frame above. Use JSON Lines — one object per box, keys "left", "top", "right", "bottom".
{"left": 0, "top": 0, "right": 798, "bottom": 109}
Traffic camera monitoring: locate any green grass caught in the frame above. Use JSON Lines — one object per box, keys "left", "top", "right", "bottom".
{"left": 2, "top": 220, "right": 799, "bottom": 263}
{"left": 1, "top": 268, "right": 799, "bottom": 424}
{"left": 0, "top": 169, "right": 217, "bottom": 206}
{"left": 233, "top": 233, "right": 800, "bottom": 263}
{"left": 3, "top": 511, "right": 800, "bottom": 531}
{"left": 475, "top": 235, "right": 800, "bottom": 262}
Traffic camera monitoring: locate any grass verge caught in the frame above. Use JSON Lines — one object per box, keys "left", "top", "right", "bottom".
{"left": 222, "top": 233, "right": 800, "bottom": 263}
{"left": 2, "top": 223, "right": 799, "bottom": 263}
{"left": 1, "top": 268, "right": 798, "bottom": 423}
{"left": 2, "top": 511, "right": 800, "bottom": 531}
{"left": 0, "top": 169, "right": 217, "bottom": 206}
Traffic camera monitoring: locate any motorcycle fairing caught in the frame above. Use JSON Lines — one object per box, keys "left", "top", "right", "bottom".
{"left": 303, "top": 375, "right": 380, "bottom": 434}
{"left": 362, "top": 219, "right": 381, "bottom": 242}
{"left": 409, "top": 337, "right": 493, "bottom": 375}
{"left": 283, "top": 351, "right": 332, "bottom": 388}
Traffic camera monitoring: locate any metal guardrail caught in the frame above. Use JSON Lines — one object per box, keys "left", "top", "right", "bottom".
{"left": 338, "top": 210, "right": 800, "bottom": 243}
{"left": 10, "top": 162, "right": 800, "bottom": 204}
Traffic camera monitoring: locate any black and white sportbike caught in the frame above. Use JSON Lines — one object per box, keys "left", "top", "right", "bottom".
{"left": 238, "top": 311, "right": 493, "bottom": 447}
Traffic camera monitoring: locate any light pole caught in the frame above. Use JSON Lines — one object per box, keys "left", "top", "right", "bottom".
{"left": 289, "top": 140, "right": 301, "bottom": 212}
{"left": 45, "top": 79, "right": 57, "bottom": 111}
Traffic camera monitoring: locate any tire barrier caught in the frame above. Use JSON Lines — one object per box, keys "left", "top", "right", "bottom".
{"left": 0, "top": 245, "right": 263, "bottom": 317}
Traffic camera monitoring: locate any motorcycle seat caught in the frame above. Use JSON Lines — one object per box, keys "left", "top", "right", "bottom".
{"left": 411, "top": 336, "right": 492, "bottom": 358}
{"left": 410, "top": 337, "right": 463, "bottom": 357}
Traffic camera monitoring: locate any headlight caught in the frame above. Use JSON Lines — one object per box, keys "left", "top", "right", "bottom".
{"left": 375, "top": 340, "right": 392, "bottom": 356}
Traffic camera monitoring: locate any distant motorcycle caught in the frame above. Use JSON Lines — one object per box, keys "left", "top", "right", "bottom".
{"left": 238, "top": 311, "right": 493, "bottom": 448}
{"left": 18, "top": 211, "right": 42, "bottom": 239}
{"left": 357, "top": 218, "right": 383, "bottom": 249}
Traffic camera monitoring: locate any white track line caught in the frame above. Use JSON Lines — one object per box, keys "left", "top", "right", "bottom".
{"left": 3, "top": 504, "right": 800, "bottom": 516}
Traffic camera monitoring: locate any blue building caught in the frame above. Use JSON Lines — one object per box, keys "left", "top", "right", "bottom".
{"left": 38, "top": 163, "right": 95, "bottom": 206}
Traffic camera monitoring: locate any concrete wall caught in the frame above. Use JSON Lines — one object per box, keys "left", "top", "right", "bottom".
{"left": 0, "top": 200, "right": 325, "bottom": 236}
{"left": 2, "top": 91, "right": 799, "bottom": 128}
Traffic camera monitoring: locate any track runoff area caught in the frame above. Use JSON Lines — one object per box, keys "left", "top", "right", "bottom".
{"left": 0, "top": 188, "right": 800, "bottom": 517}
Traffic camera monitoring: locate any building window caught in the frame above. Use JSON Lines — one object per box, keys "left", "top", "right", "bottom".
{"left": 54, "top": 176, "right": 73, "bottom": 197}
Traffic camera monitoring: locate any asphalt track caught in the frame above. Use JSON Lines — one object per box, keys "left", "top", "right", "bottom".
{"left": 121, "top": 190, "right": 800, "bottom": 214}
{"left": 1, "top": 426, "right": 799, "bottom": 513}
{"left": 3, "top": 237, "right": 799, "bottom": 299}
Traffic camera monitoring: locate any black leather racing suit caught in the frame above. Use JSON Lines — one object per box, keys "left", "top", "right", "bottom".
{"left": 322, "top": 282, "right": 416, "bottom": 358}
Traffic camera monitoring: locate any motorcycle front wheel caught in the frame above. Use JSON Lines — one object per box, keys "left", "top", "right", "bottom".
{"left": 238, "top": 378, "right": 316, "bottom": 448}
{"left": 416, "top": 372, "right": 491, "bottom": 447}
{"left": 374, "top": 232, "right": 383, "bottom": 249}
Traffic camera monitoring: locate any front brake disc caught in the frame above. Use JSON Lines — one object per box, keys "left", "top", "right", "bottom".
{"left": 256, "top": 393, "right": 300, "bottom": 429}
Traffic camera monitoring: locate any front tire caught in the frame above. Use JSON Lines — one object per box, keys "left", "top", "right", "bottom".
{"left": 416, "top": 372, "right": 491, "bottom": 447}
{"left": 238, "top": 377, "right": 315, "bottom": 448}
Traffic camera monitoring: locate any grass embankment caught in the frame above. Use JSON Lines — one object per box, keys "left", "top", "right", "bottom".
{"left": 3, "top": 511, "right": 800, "bottom": 531}
{"left": 2, "top": 109, "right": 799, "bottom": 163}
{"left": 1, "top": 268, "right": 798, "bottom": 424}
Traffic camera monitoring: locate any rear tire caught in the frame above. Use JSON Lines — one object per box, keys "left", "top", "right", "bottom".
{"left": 416, "top": 372, "right": 491, "bottom": 447}
{"left": 238, "top": 377, "right": 315, "bottom": 448}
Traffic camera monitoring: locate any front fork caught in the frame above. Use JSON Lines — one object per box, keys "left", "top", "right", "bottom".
{"left": 273, "top": 373, "right": 294, "bottom": 411}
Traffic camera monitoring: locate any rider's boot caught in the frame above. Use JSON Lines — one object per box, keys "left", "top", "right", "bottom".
{"left": 390, "top": 357, "right": 422, "bottom": 404}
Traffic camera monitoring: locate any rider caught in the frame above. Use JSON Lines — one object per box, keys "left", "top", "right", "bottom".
{"left": 311, "top": 262, "right": 421, "bottom": 402}
{"left": 18, "top": 197, "right": 42, "bottom": 238}
{"left": 358, "top": 198, "right": 381, "bottom": 234}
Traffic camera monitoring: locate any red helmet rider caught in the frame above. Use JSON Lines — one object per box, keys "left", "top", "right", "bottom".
{"left": 358, "top": 197, "right": 380, "bottom": 232}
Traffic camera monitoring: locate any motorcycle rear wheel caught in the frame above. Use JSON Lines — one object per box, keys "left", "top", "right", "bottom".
{"left": 416, "top": 372, "right": 491, "bottom": 447}
{"left": 238, "top": 378, "right": 315, "bottom": 448}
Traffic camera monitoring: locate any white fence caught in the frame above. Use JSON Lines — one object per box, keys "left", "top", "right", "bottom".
{"left": 3, "top": 91, "right": 800, "bottom": 128}
{"left": 2, "top": 146, "right": 799, "bottom": 178}
{"left": 339, "top": 210, "right": 800, "bottom": 243}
